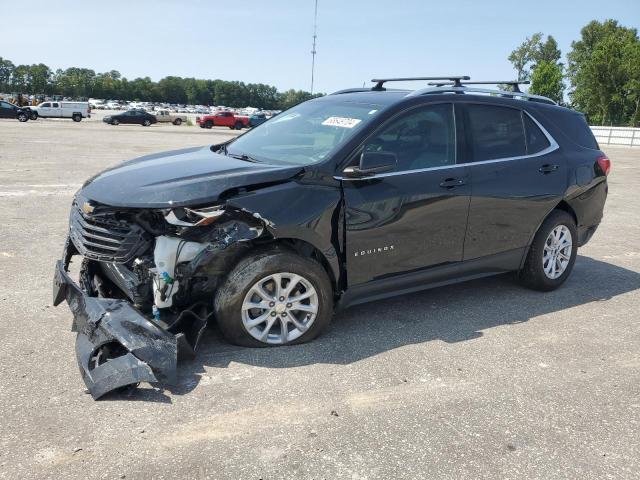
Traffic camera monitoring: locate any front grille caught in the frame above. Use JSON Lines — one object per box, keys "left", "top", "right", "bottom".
{"left": 69, "top": 206, "right": 151, "bottom": 264}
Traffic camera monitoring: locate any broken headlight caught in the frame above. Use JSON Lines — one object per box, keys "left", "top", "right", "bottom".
{"left": 164, "top": 206, "right": 225, "bottom": 227}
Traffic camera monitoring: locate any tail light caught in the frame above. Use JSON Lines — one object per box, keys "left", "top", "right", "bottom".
{"left": 596, "top": 155, "right": 611, "bottom": 176}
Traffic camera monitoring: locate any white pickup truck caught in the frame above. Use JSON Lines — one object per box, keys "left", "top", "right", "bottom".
{"left": 153, "top": 110, "right": 187, "bottom": 125}
{"left": 29, "top": 101, "right": 91, "bottom": 122}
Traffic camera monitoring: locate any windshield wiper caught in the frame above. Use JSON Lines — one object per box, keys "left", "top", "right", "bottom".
{"left": 227, "top": 152, "right": 261, "bottom": 163}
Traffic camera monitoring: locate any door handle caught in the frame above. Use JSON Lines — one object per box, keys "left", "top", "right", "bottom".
{"left": 439, "top": 178, "right": 466, "bottom": 189}
{"left": 539, "top": 164, "right": 559, "bottom": 174}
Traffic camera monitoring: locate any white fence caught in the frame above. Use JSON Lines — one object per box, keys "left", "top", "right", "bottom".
{"left": 590, "top": 126, "right": 640, "bottom": 147}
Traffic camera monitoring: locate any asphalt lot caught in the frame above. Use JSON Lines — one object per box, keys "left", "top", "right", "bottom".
{"left": 0, "top": 117, "right": 639, "bottom": 480}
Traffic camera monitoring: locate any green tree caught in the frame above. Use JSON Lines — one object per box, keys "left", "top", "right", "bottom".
{"left": 0, "top": 55, "right": 324, "bottom": 109}
{"left": 567, "top": 19, "right": 640, "bottom": 125}
{"left": 508, "top": 33, "right": 561, "bottom": 81}
{"left": 0, "top": 57, "right": 15, "bottom": 91}
{"left": 278, "top": 89, "right": 322, "bottom": 110}
{"left": 530, "top": 60, "right": 565, "bottom": 104}
{"left": 27, "top": 63, "right": 52, "bottom": 94}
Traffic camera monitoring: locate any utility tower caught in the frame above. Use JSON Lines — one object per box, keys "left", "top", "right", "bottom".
{"left": 310, "top": 0, "right": 318, "bottom": 94}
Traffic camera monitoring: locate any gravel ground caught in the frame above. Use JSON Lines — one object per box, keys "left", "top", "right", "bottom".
{"left": 0, "top": 117, "right": 638, "bottom": 480}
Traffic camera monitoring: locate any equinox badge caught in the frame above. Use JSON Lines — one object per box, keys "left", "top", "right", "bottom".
{"left": 354, "top": 245, "right": 395, "bottom": 257}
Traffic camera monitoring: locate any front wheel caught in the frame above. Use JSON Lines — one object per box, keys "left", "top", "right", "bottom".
{"left": 214, "top": 249, "right": 333, "bottom": 347}
{"left": 519, "top": 210, "right": 577, "bottom": 291}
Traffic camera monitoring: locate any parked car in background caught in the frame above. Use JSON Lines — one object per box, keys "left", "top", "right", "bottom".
{"left": 249, "top": 112, "right": 268, "bottom": 127}
{"left": 153, "top": 110, "right": 187, "bottom": 125}
{"left": 196, "top": 111, "right": 250, "bottom": 129}
{"left": 0, "top": 100, "right": 29, "bottom": 122}
{"left": 103, "top": 110, "right": 157, "bottom": 126}
{"left": 28, "top": 101, "right": 90, "bottom": 121}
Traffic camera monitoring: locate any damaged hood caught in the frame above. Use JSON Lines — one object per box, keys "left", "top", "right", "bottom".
{"left": 80, "top": 146, "right": 303, "bottom": 208}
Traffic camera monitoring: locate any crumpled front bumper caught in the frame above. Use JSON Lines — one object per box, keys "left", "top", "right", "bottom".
{"left": 53, "top": 259, "right": 178, "bottom": 399}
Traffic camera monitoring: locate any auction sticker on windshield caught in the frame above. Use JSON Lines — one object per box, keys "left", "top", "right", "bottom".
{"left": 322, "top": 116, "right": 362, "bottom": 128}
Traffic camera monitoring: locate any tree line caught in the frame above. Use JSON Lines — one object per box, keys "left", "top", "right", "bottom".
{"left": 0, "top": 59, "right": 322, "bottom": 110}
{"left": 509, "top": 19, "right": 640, "bottom": 126}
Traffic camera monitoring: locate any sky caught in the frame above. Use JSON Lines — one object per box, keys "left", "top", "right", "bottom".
{"left": 1, "top": 0, "right": 638, "bottom": 94}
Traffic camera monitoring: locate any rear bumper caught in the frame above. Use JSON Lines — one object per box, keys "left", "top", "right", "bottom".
{"left": 53, "top": 258, "right": 178, "bottom": 399}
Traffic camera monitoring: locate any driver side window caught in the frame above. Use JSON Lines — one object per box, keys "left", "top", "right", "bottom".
{"left": 365, "top": 103, "right": 455, "bottom": 172}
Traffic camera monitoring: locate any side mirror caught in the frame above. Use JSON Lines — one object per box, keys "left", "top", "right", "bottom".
{"left": 343, "top": 151, "right": 397, "bottom": 178}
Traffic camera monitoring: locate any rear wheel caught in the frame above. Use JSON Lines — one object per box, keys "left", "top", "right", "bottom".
{"left": 214, "top": 249, "right": 333, "bottom": 347}
{"left": 519, "top": 210, "right": 577, "bottom": 291}
{"left": 72, "top": 113, "right": 82, "bottom": 122}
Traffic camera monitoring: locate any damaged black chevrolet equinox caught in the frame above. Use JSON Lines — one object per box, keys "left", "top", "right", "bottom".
{"left": 54, "top": 77, "right": 610, "bottom": 398}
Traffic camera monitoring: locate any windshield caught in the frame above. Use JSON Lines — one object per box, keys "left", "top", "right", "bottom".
{"left": 226, "top": 99, "right": 384, "bottom": 165}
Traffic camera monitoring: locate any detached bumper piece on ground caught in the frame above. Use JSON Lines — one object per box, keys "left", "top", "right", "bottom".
{"left": 53, "top": 254, "right": 207, "bottom": 399}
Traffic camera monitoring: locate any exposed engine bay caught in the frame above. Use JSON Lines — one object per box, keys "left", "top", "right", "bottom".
{"left": 54, "top": 194, "right": 270, "bottom": 399}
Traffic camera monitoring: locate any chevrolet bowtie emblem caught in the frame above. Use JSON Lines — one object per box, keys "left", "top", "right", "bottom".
{"left": 81, "top": 202, "right": 95, "bottom": 214}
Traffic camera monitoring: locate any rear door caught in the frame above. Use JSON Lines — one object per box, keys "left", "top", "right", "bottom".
{"left": 461, "top": 102, "right": 566, "bottom": 261}
{"left": 342, "top": 102, "right": 471, "bottom": 286}
{"left": 49, "top": 102, "right": 62, "bottom": 117}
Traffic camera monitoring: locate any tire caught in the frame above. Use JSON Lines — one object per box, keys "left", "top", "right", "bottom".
{"left": 205, "top": 120, "right": 213, "bottom": 129}
{"left": 214, "top": 249, "right": 333, "bottom": 347}
{"left": 142, "top": 119, "right": 151, "bottom": 126}
{"left": 173, "top": 118, "right": 182, "bottom": 126}
{"left": 72, "top": 113, "right": 82, "bottom": 122}
{"left": 112, "top": 119, "right": 119, "bottom": 126}
{"left": 234, "top": 121, "right": 243, "bottom": 130}
{"left": 17, "top": 113, "right": 28, "bottom": 122}
{"left": 519, "top": 210, "right": 578, "bottom": 291}
{"left": 29, "top": 111, "right": 38, "bottom": 120}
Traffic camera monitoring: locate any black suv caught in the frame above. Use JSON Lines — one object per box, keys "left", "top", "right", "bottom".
{"left": 53, "top": 77, "right": 609, "bottom": 398}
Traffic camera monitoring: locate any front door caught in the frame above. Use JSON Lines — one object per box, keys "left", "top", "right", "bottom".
{"left": 460, "top": 103, "right": 566, "bottom": 260}
{"left": 342, "top": 103, "right": 470, "bottom": 286}
{"left": 0, "top": 101, "right": 16, "bottom": 118}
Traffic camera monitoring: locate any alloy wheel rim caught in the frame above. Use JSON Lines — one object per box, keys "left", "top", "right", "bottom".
{"left": 543, "top": 225, "right": 572, "bottom": 279}
{"left": 241, "top": 272, "right": 318, "bottom": 345}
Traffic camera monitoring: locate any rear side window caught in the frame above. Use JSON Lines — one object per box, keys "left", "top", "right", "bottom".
{"left": 524, "top": 114, "right": 550, "bottom": 154}
{"left": 466, "top": 104, "right": 526, "bottom": 161}
{"left": 558, "top": 111, "right": 598, "bottom": 149}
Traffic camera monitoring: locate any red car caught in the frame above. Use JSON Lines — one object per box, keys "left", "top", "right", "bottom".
{"left": 196, "top": 111, "right": 250, "bottom": 130}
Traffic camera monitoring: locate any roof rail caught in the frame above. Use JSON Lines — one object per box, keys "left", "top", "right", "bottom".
{"left": 427, "top": 80, "right": 530, "bottom": 93}
{"left": 408, "top": 86, "right": 556, "bottom": 105}
{"left": 371, "top": 76, "right": 470, "bottom": 91}
{"left": 330, "top": 88, "right": 372, "bottom": 95}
